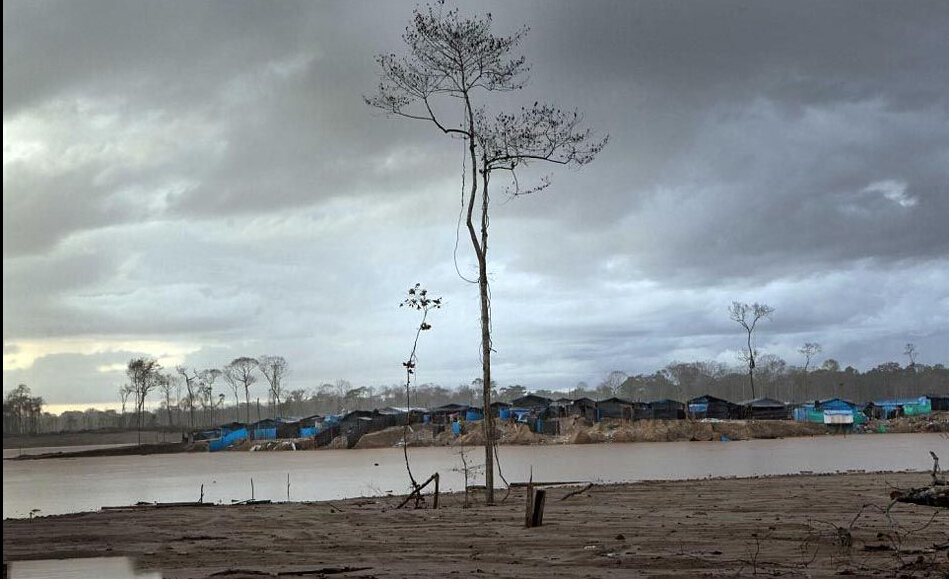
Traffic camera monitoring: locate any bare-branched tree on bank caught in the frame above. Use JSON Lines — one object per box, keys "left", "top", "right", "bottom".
{"left": 3, "top": 385, "right": 44, "bottom": 434}
{"left": 225, "top": 357, "right": 258, "bottom": 424}
{"left": 798, "top": 342, "right": 822, "bottom": 402}
{"left": 258, "top": 355, "right": 289, "bottom": 419}
{"left": 400, "top": 283, "right": 442, "bottom": 492}
{"left": 175, "top": 366, "right": 200, "bottom": 429}
{"left": 728, "top": 302, "right": 774, "bottom": 400}
{"left": 367, "top": 2, "right": 607, "bottom": 504}
{"left": 198, "top": 369, "right": 223, "bottom": 427}
{"left": 118, "top": 384, "right": 133, "bottom": 429}
{"left": 126, "top": 357, "right": 161, "bottom": 444}
{"left": 904, "top": 343, "right": 919, "bottom": 398}
{"left": 158, "top": 373, "right": 177, "bottom": 427}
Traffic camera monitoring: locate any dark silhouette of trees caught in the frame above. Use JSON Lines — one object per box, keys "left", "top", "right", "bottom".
{"left": 2, "top": 384, "right": 44, "bottom": 434}
{"left": 367, "top": 3, "right": 607, "bottom": 503}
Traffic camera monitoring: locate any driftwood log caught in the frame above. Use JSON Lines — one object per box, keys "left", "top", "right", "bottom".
{"left": 891, "top": 451, "right": 948, "bottom": 508}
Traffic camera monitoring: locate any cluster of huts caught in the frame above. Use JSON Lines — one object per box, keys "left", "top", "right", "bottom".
{"left": 191, "top": 393, "right": 945, "bottom": 451}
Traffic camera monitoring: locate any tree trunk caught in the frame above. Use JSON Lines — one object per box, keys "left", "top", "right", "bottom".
{"left": 244, "top": 386, "right": 250, "bottom": 425}
{"left": 479, "top": 251, "right": 494, "bottom": 504}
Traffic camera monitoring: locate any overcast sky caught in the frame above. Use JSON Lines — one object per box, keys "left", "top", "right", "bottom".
{"left": 4, "top": 1, "right": 948, "bottom": 409}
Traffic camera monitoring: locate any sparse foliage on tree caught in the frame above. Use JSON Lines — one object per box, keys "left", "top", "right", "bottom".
{"left": 126, "top": 357, "right": 161, "bottom": 444}
{"left": 728, "top": 302, "right": 774, "bottom": 400}
{"left": 176, "top": 366, "right": 200, "bottom": 429}
{"left": 258, "top": 355, "right": 290, "bottom": 419}
{"left": 368, "top": 2, "right": 606, "bottom": 503}
{"left": 400, "top": 283, "right": 442, "bottom": 494}
{"left": 225, "top": 357, "right": 259, "bottom": 424}
{"left": 798, "top": 342, "right": 822, "bottom": 401}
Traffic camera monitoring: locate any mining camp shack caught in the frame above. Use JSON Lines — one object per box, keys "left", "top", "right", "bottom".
{"left": 429, "top": 403, "right": 469, "bottom": 424}
{"left": 251, "top": 419, "right": 278, "bottom": 440}
{"left": 930, "top": 395, "right": 949, "bottom": 412}
{"left": 275, "top": 417, "right": 302, "bottom": 439}
{"left": 687, "top": 395, "right": 739, "bottom": 419}
{"left": 795, "top": 398, "right": 865, "bottom": 426}
{"left": 647, "top": 399, "right": 687, "bottom": 420}
{"left": 336, "top": 410, "right": 391, "bottom": 448}
{"left": 298, "top": 414, "right": 322, "bottom": 437}
{"left": 596, "top": 397, "right": 636, "bottom": 420}
{"left": 739, "top": 398, "right": 789, "bottom": 420}
{"left": 511, "top": 394, "right": 553, "bottom": 411}
{"left": 490, "top": 401, "right": 512, "bottom": 418}
{"left": 866, "top": 396, "right": 932, "bottom": 419}
{"left": 569, "top": 397, "right": 598, "bottom": 421}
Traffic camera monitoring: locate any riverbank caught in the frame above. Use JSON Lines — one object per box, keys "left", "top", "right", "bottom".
{"left": 3, "top": 429, "right": 167, "bottom": 449}
{"left": 7, "top": 412, "right": 947, "bottom": 460}
{"left": 4, "top": 471, "right": 945, "bottom": 578}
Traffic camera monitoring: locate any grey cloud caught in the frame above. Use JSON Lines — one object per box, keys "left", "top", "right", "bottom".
{"left": 4, "top": 1, "right": 948, "bottom": 403}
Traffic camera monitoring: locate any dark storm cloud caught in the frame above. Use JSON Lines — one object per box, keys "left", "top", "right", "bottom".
{"left": 4, "top": 1, "right": 948, "bottom": 403}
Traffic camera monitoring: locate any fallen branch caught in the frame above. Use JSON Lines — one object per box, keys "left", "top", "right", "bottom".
{"left": 559, "top": 483, "right": 595, "bottom": 501}
{"left": 396, "top": 472, "right": 438, "bottom": 509}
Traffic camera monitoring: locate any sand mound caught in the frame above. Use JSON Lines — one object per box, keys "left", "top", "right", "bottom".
{"left": 499, "top": 423, "right": 543, "bottom": 445}
{"left": 322, "top": 435, "right": 348, "bottom": 449}
{"left": 354, "top": 426, "right": 408, "bottom": 449}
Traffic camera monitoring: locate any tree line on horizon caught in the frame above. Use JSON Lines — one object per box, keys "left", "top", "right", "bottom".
{"left": 4, "top": 353, "right": 945, "bottom": 436}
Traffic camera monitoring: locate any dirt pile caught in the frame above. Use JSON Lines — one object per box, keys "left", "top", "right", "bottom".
{"left": 865, "top": 411, "right": 949, "bottom": 434}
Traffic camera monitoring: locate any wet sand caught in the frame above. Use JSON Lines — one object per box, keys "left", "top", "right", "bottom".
{"left": 3, "top": 471, "right": 945, "bottom": 578}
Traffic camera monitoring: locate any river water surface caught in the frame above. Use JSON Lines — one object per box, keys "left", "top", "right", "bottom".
{"left": 3, "top": 432, "right": 946, "bottom": 518}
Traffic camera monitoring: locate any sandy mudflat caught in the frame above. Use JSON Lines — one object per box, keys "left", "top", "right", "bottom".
{"left": 3, "top": 472, "right": 946, "bottom": 578}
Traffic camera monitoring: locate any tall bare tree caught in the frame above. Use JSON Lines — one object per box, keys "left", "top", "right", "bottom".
{"left": 118, "top": 383, "right": 133, "bottom": 429}
{"left": 904, "top": 343, "right": 919, "bottom": 397}
{"left": 728, "top": 302, "right": 774, "bottom": 400}
{"left": 258, "top": 355, "right": 290, "bottom": 419}
{"left": 126, "top": 357, "right": 161, "bottom": 444}
{"left": 158, "top": 373, "right": 177, "bottom": 427}
{"left": 225, "top": 357, "right": 258, "bottom": 424}
{"left": 367, "top": 2, "right": 607, "bottom": 503}
{"left": 175, "top": 366, "right": 200, "bottom": 429}
{"left": 198, "top": 368, "right": 223, "bottom": 427}
{"left": 798, "top": 342, "right": 822, "bottom": 402}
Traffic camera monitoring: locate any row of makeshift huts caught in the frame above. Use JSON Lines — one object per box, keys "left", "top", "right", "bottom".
{"left": 194, "top": 393, "right": 945, "bottom": 450}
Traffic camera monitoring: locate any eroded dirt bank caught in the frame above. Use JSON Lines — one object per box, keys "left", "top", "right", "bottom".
{"left": 4, "top": 472, "right": 945, "bottom": 578}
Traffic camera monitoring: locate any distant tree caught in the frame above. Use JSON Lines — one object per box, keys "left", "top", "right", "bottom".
{"left": 367, "top": 3, "right": 607, "bottom": 504}
{"left": 821, "top": 358, "right": 841, "bottom": 373}
{"left": 126, "top": 357, "right": 161, "bottom": 444}
{"left": 662, "top": 363, "right": 700, "bottom": 407}
{"left": 599, "top": 371, "right": 629, "bottom": 398}
{"left": 225, "top": 357, "right": 259, "bottom": 424}
{"left": 334, "top": 379, "right": 352, "bottom": 414}
{"left": 175, "top": 366, "right": 200, "bottom": 429}
{"left": 798, "top": 342, "right": 822, "bottom": 402}
{"left": 904, "top": 343, "right": 918, "bottom": 369}
{"left": 3, "top": 384, "right": 43, "bottom": 434}
{"left": 499, "top": 384, "right": 527, "bottom": 403}
{"left": 258, "top": 355, "right": 290, "bottom": 418}
{"left": 198, "top": 369, "right": 223, "bottom": 427}
{"left": 157, "top": 373, "right": 177, "bottom": 427}
{"left": 118, "top": 383, "right": 134, "bottom": 429}
{"left": 728, "top": 302, "right": 774, "bottom": 399}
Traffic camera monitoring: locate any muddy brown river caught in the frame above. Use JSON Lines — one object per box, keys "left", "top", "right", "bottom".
{"left": 3, "top": 432, "right": 945, "bottom": 518}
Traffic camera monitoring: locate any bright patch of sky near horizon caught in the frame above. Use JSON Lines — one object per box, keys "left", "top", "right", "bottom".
{"left": 3, "top": 0, "right": 948, "bottom": 406}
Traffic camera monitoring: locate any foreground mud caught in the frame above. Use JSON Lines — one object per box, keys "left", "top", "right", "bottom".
{"left": 4, "top": 472, "right": 946, "bottom": 578}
